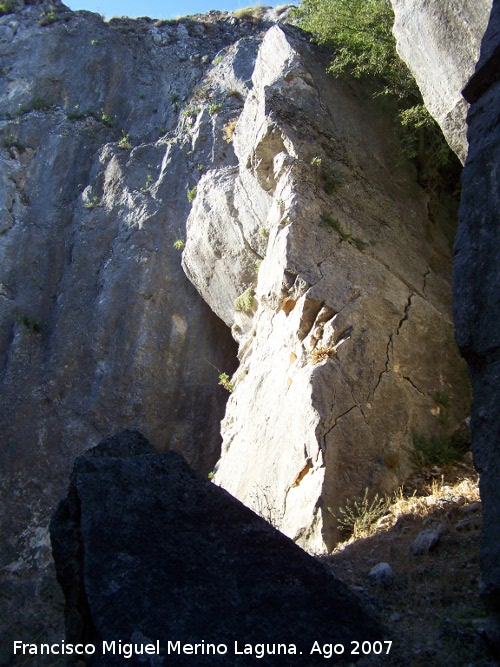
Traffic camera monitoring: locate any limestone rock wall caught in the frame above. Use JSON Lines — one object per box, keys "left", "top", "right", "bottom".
{"left": 0, "top": 0, "right": 471, "bottom": 652}
{"left": 390, "top": 0, "right": 492, "bottom": 163}
{"left": 183, "top": 25, "right": 470, "bottom": 552}
{"left": 0, "top": 1, "right": 271, "bottom": 650}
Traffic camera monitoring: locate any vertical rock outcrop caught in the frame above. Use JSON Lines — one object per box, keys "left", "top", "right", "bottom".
{"left": 455, "top": 0, "right": 500, "bottom": 626}
{"left": 390, "top": 0, "right": 492, "bottom": 163}
{"left": 183, "top": 25, "right": 470, "bottom": 552}
{"left": 0, "top": 0, "right": 472, "bottom": 651}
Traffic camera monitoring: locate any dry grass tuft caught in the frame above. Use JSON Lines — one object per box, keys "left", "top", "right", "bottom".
{"left": 323, "top": 460, "right": 492, "bottom": 666}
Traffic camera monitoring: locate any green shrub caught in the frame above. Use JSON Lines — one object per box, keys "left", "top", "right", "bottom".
{"left": 187, "top": 186, "right": 197, "bottom": 203}
{"left": 0, "top": 0, "right": 13, "bottom": 16}
{"left": 39, "top": 8, "right": 59, "bottom": 25}
{"left": 209, "top": 102, "right": 222, "bottom": 116}
{"left": 234, "top": 287, "right": 255, "bottom": 313}
{"left": 16, "top": 315, "right": 42, "bottom": 333}
{"left": 412, "top": 432, "right": 461, "bottom": 467}
{"left": 84, "top": 195, "right": 102, "bottom": 209}
{"left": 118, "top": 133, "right": 131, "bottom": 150}
{"left": 218, "top": 372, "right": 234, "bottom": 392}
{"left": 321, "top": 213, "right": 349, "bottom": 240}
{"left": 293, "top": 0, "right": 454, "bottom": 174}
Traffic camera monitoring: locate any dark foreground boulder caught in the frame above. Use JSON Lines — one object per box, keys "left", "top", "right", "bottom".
{"left": 50, "top": 430, "right": 382, "bottom": 666}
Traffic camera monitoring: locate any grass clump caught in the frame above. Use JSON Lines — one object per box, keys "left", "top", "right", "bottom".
{"left": 331, "top": 488, "right": 388, "bottom": 539}
{"left": 84, "top": 195, "right": 102, "bottom": 210}
{"left": 234, "top": 287, "right": 255, "bottom": 313}
{"left": 16, "top": 315, "right": 42, "bottom": 333}
{"left": 209, "top": 102, "right": 222, "bottom": 116}
{"left": 218, "top": 372, "right": 234, "bottom": 392}
{"left": 187, "top": 186, "right": 197, "bottom": 203}
{"left": 233, "top": 5, "right": 265, "bottom": 20}
{"left": 118, "top": 133, "right": 131, "bottom": 150}
{"left": 39, "top": 8, "right": 59, "bottom": 25}
{"left": 222, "top": 119, "right": 237, "bottom": 143}
{"left": 311, "top": 345, "right": 336, "bottom": 364}
{"left": 0, "top": 0, "right": 13, "bottom": 15}
{"left": 412, "top": 432, "right": 462, "bottom": 467}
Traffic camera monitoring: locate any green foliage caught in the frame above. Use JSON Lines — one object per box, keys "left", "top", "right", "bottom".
{"left": 17, "top": 97, "right": 52, "bottom": 116}
{"left": 209, "top": 102, "right": 222, "bottom": 116}
{"left": 321, "top": 213, "right": 350, "bottom": 241}
{"left": 218, "top": 372, "right": 234, "bottom": 392}
{"left": 141, "top": 173, "right": 153, "bottom": 191}
{"left": 84, "top": 195, "right": 102, "bottom": 209}
{"left": 182, "top": 107, "right": 201, "bottom": 118}
{"left": 331, "top": 488, "right": 387, "bottom": 538}
{"left": 118, "top": 133, "right": 131, "bottom": 150}
{"left": 212, "top": 54, "right": 223, "bottom": 66}
{"left": 412, "top": 432, "right": 462, "bottom": 467}
{"left": 0, "top": 0, "right": 13, "bottom": 15}
{"left": 321, "top": 168, "right": 343, "bottom": 195}
{"left": 1, "top": 132, "right": 23, "bottom": 151}
{"left": 293, "top": 0, "right": 415, "bottom": 97}
{"left": 234, "top": 287, "right": 255, "bottom": 313}
{"left": 187, "top": 186, "right": 197, "bottom": 203}
{"left": 39, "top": 8, "right": 59, "bottom": 25}
{"left": 100, "top": 109, "right": 115, "bottom": 128}
{"left": 293, "top": 0, "right": 454, "bottom": 174}
{"left": 258, "top": 226, "right": 269, "bottom": 239}
{"left": 321, "top": 213, "right": 371, "bottom": 250}
{"left": 16, "top": 315, "right": 42, "bottom": 333}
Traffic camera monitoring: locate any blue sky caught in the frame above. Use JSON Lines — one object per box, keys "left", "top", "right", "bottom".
{"left": 65, "top": 0, "right": 282, "bottom": 20}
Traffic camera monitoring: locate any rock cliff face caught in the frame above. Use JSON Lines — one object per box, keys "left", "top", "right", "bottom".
{"left": 390, "top": 0, "right": 492, "bottom": 163}
{"left": 0, "top": 0, "right": 470, "bottom": 651}
{"left": 455, "top": 0, "right": 500, "bottom": 622}
{"left": 184, "top": 24, "right": 470, "bottom": 552}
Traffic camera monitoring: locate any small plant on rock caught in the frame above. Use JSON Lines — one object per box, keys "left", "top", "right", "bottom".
{"left": 187, "top": 186, "right": 197, "bottom": 203}
{"left": 16, "top": 315, "right": 42, "bottom": 333}
{"left": 331, "top": 488, "right": 388, "bottom": 539}
{"left": 209, "top": 102, "right": 222, "bottom": 116}
{"left": 118, "top": 133, "right": 131, "bottom": 150}
{"left": 234, "top": 287, "right": 255, "bottom": 313}
{"left": 222, "top": 119, "right": 237, "bottom": 143}
{"left": 311, "top": 345, "right": 336, "bottom": 365}
{"left": 218, "top": 372, "right": 234, "bottom": 393}
{"left": 0, "top": 0, "right": 13, "bottom": 15}
{"left": 84, "top": 195, "right": 102, "bottom": 210}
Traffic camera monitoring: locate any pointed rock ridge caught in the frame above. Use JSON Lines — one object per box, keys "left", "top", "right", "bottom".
{"left": 389, "top": 0, "right": 492, "bottom": 163}
{"left": 50, "top": 429, "right": 382, "bottom": 666}
{"left": 183, "top": 25, "right": 470, "bottom": 552}
{"left": 454, "top": 0, "right": 500, "bottom": 633}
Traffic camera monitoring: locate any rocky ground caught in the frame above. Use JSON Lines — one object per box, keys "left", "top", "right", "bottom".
{"left": 324, "top": 456, "right": 498, "bottom": 666}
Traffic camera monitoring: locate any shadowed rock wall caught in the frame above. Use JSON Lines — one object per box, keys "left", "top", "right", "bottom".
{"left": 455, "top": 0, "right": 500, "bottom": 625}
